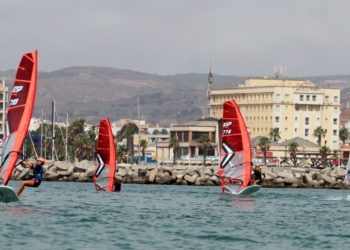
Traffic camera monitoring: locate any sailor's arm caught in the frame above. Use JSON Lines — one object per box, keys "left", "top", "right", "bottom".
{"left": 22, "top": 160, "right": 34, "bottom": 169}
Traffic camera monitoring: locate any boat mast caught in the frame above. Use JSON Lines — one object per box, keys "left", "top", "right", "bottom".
{"left": 65, "top": 112, "right": 68, "bottom": 162}
{"left": 138, "top": 95, "right": 140, "bottom": 165}
{"left": 40, "top": 107, "right": 43, "bottom": 157}
{"left": 51, "top": 100, "right": 55, "bottom": 162}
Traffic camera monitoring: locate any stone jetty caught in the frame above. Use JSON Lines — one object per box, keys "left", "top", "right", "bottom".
{"left": 11, "top": 160, "right": 350, "bottom": 190}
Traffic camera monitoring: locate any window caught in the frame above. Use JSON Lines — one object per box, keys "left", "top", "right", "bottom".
{"left": 295, "top": 117, "right": 297, "bottom": 121}
{"left": 295, "top": 128, "right": 297, "bottom": 132}
{"left": 285, "top": 117, "right": 287, "bottom": 120}
{"left": 325, "top": 96, "right": 329, "bottom": 102}
{"left": 333, "top": 141, "right": 337, "bottom": 149}
{"left": 276, "top": 105, "right": 280, "bottom": 112}
{"left": 333, "top": 130, "right": 337, "bottom": 136}
{"left": 276, "top": 94, "right": 280, "bottom": 100}
{"left": 305, "top": 129, "right": 309, "bottom": 136}
{"left": 333, "top": 107, "right": 338, "bottom": 114}
{"left": 275, "top": 116, "right": 280, "bottom": 122}
{"left": 285, "top": 94, "right": 289, "bottom": 101}
{"left": 333, "top": 118, "right": 337, "bottom": 125}
{"left": 306, "top": 95, "right": 310, "bottom": 101}
{"left": 305, "top": 117, "right": 309, "bottom": 125}
{"left": 312, "top": 95, "right": 316, "bottom": 101}
{"left": 312, "top": 106, "right": 317, "bottom": 111}
{"left": 295, "top": 106, "right": 300, "bottom": 111}
{"left": 317, "top": 117, "right": 320, "bottom": 122}
{"left": 286, "top": 105, "right": 288, "bottom": 110}
{"left": 334, "top": 96, "right": 338, "bottom": 102}
{"left": 300, "top": 95, "right": 304, "bottom": 101}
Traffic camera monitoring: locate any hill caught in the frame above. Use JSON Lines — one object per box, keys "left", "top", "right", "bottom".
{"left": 0, "top": 67, "right": 349, "bottom": 125}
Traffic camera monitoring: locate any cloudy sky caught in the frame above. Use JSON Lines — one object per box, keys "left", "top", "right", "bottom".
{"left": 0, "top": 1, "right": 349, "bottom": 77}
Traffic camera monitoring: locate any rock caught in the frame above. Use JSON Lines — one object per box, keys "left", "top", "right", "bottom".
{"left": 273, "top": 177, "right": 284, "bottom": 184}
{"left": 147, "top": 165, "right": 156, "bottom": 170}
{"left": 85, "top": 166, "right": 95, "bottom": 178}
{"left": 73, "top": 162, "right": 87, "bottom": 173}
{"left": 336, "top": 168, "right": 345, "bottom": 177}
{"left": 184, "top": 174, "right": 198, "bottom": 183}
{"left": 127, "top": 170, "right": 134, "bottom": 177}
{"left": 322, "top": 174, "right": 336, "bottom": 185}
{"left": 294, "top": 173, "right": 301, "bottom": 179}
{"left": 305, "top": 173, "right": 313, "bottom": 184}
{"left": 312, "top": 180, "right": 320, "bottom": 187}
{"left": 149, "top": 170, "right": 156, "bottom": 182}
{"left": 262, "top": 169, "right": 278, "bottom": 179}
{"left": 48, "top": 166, "right": 57, "bottom": 173}
{"left": 117, "top": 168, "right": 127, "bottom": 177}
{"left": 204, "top": 168, "right": 213, "bottom": 176}
{"left": 277, "top": 172, "right": 294, "bottom": 178}
{"left": 290, "top": 183, "right": 299, "bottom": 188}
{"left": 44, "top": 172, "right": 60, "bottom": 180}
{"left": 54, "top": 161, "right": 68, "bottom": 171}
{"left": 320, "top": 167, "right": 332, "bottom": 174}
{"left": 155, "top": 174, "right": 172, "bottom": 184}
{"left": 291, "top": 168, "right": 306, "bottom": 174}
{"left": 174, "top": 166, "right": 187, "bottom": 171}
{"left": 163, "top": 166, "right": 173, "bottom": 174}
{"left": 57, "top": 170, "right": 72, "bottom": 177}
{"left": 284, "top": 177, "right": 299, "bottom": 184}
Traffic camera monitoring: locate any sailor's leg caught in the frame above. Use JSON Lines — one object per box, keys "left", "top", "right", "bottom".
{"left": 16, "top": 180, "right": 35, "bottom": 197}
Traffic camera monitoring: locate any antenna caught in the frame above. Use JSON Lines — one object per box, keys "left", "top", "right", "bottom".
{"left": 274, "top": 65, "right": 286, "bottom": 78}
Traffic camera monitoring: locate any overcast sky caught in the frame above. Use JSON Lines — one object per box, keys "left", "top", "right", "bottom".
{"left": 1, "top": 1, "right": 349, "bottom": 77}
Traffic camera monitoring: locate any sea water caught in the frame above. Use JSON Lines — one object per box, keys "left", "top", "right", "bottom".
{"left": 1, "top": 182, "right": 350, "bottom": 250}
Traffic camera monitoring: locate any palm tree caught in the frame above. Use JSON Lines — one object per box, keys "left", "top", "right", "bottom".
{"left": 73, "top": 133, "right": 94, "bottom": 161}
{"left": 269, "top": 127, "right": 281, "bottom": 142}
{"left": 68, "top": 118, "right": 85, "bottom": 145}
{"left": 257, "top": 136, "right": 270, "bottom": 165}
{"left": 140, "top": 139, "right": 148, "bottom": 158}
{"left": 198, "top": 134, "right": 212, "bottom": 167}
{"left": 313, "top": 126, "right": 326, "bottom": 146}
{"left": 289, "top": 142, "right": 299, "bottom": 167}
{"left": 116, "top": 144, "right": 127, "bottom": 163}
{"left": 319, "top": 145, "right": 330, "bottom": 162}
{"left": 339, "top": 127, "right": 350, "bottom": 145}
{"left": 169, "top": 137, "right": 180, "bottom": 164}
{"left": 124, "top": 122, "right": 137, "bottom": 158}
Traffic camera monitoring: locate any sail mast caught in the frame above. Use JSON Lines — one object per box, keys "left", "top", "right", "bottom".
{"left": 138, "top": 95, "right": 140, "bottom": 165}
{"left": 65, "top": 112, "right": 68, "bottom": 162}
{"left": 51, "top": 100, "right": 55, "bottom": 162}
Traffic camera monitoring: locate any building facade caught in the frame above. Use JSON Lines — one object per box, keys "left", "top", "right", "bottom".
{"left": 210, "top": 77, "right": 340, "bottom": 150}
{"left": 0, "top": 78, "right": 8, "bottom": 139}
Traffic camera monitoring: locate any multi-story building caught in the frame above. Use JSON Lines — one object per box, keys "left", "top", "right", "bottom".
{"left": 0, "top": 78, "right": 8, "bottom": 139}
{"left": 210, "top": 77, "right": 340, "bottom": 150}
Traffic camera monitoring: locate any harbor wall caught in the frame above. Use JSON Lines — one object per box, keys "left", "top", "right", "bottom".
{"left": 11, "top": 160, "right": 350, "bottom": 190}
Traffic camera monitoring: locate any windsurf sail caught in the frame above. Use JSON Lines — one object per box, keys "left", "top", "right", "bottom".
{"left": 94, "top": 118, "right": 119, "bottom": 192}
{"left": 219, "top": 100, "right": 252, "bottom": 194}
{"left": 0, "top": 51, "right": 38, "bottom": 186}
{"left": 345, "top": 156, "right": 350, "bottom": 185}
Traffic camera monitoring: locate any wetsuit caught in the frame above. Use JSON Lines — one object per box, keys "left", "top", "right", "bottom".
{"left": 33, "top": 164, "right": 43, "bottom": 187}
{"left": 254, "top": 169, "right": 262, "bottom": 182}
{"left": 114, "top": 180, "right": 121, "bottom": 192}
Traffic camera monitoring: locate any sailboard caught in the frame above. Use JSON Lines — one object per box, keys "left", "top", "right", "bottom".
{"left": 219, "top": 100, "right": 260, "bottom": 195}
{"left": 94, "top": 118, "right": 120, "bottom": 192}
{"left": 345, "top": 156, "right": 350, "bottom": 186}
{"left": 0, "top": 51, "right": 38, "bottom": 203}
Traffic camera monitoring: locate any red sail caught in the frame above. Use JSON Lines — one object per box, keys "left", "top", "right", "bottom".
{"left": 94, "top": 118, "right": 117, "bottom": 192}
{"left": 219, "top": 100, "right": 252, "bottom": 194}
{"left": 0, "top": 51, "right": 38, "bottom": 186}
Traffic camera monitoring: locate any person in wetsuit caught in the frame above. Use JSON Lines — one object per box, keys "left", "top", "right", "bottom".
{"left": 114, "top": 178, "right": 121, "bottom": 192}
{"left": 16, "top": 157, "right": 45, "bottom": 197}
{"left": 253, "top": 165, "right": 262, "bottom": 185}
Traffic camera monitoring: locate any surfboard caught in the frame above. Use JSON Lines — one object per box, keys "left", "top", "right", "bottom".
{"left": 237, "top": 185, "right": 261, "bottom": 196}
{"left": 0, "top": 186, "right": 19, "bottom": 203}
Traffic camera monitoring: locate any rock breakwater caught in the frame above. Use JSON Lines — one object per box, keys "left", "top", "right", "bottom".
{"left": 11, "top": 160, "right": 350, "bottom": 189}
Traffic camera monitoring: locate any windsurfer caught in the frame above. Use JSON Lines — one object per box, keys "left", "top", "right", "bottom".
{"left": 114, "top": 179, "right": 121, "bottom": 192}
{"left": 253, "top": 165, "right": 262, "bottom": 185}
{"left": 16, "top": 157, "right": 45, "bottom": 197}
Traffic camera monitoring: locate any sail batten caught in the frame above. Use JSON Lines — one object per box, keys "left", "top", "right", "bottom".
{"left": 219, "top": 100, "right": 252, "bottom": 194}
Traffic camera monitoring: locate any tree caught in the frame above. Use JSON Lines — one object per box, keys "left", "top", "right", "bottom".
{"left": 257, "top": 136, "right": 270, "bottom": 165}
{"left": 140, "top": 139, "right": 148, "bottom": 158}
{"left": 313, "top": 126, "right": 326, "bottom": 146}
{"left": 73, "top": 133, "right": 94, "bottom": 161}
{"left": 161, "top": 129, "right": 168, "bottom": 134}
{"left": 152, "top": 129, "right": 160, "bottom": 135}
{"left": 269, "top": 128, "right": 281, "bottom": 142}
{"left": 319, "top": 145, "right": 330, "bottom": 162}
{"left": 116, "top": 144, "right": 127, "bottom": 163}
{"left": 124, "top": 122, "right": 138, "bottom": 158}
{"left": 169, "top": 137, "right": 180, "bottom": 164}
{"left": 68, "top": 118, "right": 85, "bottom": 145}
{"left": 289, "top": 142, "right": 299, "bottom": 167}
{"left": 339, "top": 127, "right": 350, "bottom": 144}
{"left": 198, "top": 134, "right": 212, "bottom": 167}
